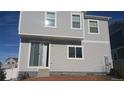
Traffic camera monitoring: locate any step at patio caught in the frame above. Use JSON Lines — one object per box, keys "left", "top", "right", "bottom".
{"left": 37, "top": 69, "right": 50, "bottom": 77}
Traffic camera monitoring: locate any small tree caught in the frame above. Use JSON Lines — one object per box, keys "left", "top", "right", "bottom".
{"left": 0, "top": 62, "right": 6, "bottom": 81}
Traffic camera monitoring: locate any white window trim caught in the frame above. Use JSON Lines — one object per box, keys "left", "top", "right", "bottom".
{"left": 17, "top": 39, "right": 22, "bottom": 71}
{"left": 71, "top": 13, "right": 82, "bottom": 29}
{"left": 44, "top": 11, "right": 57, "bottom": 28}
{"left": 67, "top": 45, "right": 84, "bottom": 60}
{"left": 18, "top": 11, "right": 22, "bottom": 34}
{"left": 27, "top": 40, "right": 51, "bottom": 69}
{"left": 88, "top": 19, "right": 100, "bottom": 34}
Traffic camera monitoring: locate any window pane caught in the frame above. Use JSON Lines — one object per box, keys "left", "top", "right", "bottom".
{"left": 76, "top": 47, "right": 82, "bottom": 58}
{"left": 90, "top": 21, "right": 97, "bottom": 27}
{"left": 30, "top": 43, "right": 35, "bottom": 66}
{"left": 47, "top": 12, "right": 55, "bottom": 19}
{"left": 72, "top": 14, "right": 80, "bottom": 28}
{"left": 90, "top": 27, "right": 98, "bottom": 33}
{"left": 30, "top": 43, "right": 39, "bottom": 66}
{"left": 46, "top": 19, "right": 55, "bottom": 26}
{"left": 69, "top": 47, "right": 75, "bottom": 58}
{"left": 72, "top": 15, "right": 80, "bottom": 21}
{"left": 72, "top": 22, "right": 80, "bottom": 28}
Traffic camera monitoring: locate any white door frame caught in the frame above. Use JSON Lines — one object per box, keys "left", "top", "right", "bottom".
{"left": 27, "top": 41, "right": 51, "bottom": 69}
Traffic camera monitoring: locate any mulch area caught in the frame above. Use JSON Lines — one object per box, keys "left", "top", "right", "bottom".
{"left": 24, "top": 75, "right": 112, "bottom": 81}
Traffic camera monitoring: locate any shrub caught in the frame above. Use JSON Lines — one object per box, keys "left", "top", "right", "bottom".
{"left": 109, "top": 68, "right": 124, "bottom": 78}
{"left": 18, "top": 72, "right": 30, "bottom": 80}
{"left": 0, "top": 62, "right": 6, "bottom": 81}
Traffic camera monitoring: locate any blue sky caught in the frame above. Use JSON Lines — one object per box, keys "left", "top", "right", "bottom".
{"left": 87, "top": 11, "right": 124, "bottom": 24}
{"left": 0, "top": 11, "right": 124, "bottom": 63}
{"left": 0, "top": 11, "right": 19, "bottom": 63}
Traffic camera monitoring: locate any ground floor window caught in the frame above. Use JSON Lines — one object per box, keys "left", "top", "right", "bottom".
{"left": 29, "top": 42, "right": 49, "bottom": 67}
{"left": 68, "top": 46, "right": 84, "bottom": 59}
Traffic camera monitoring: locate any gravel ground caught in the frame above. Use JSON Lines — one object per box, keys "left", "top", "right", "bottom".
{"left": 24, "top": 75, "right": 123, "bottom": 81}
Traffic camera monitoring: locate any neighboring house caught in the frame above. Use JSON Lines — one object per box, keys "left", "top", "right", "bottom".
{"left": 111, "top": 28, "right": 124, "bottom": 61}
{"left": 110, "top": 21, "right": 124, "bottom": 75}
{"left": 2, "top": 57, "right": 18, "bottom": 69}
{"left": 110, "top": 21, "right": 124, "bottom": 61}
{"left": 2, "top": 57, "right": 18, "bottom": 80}
{"left": 18, "top": 11, "right": 113, "bottom": 77}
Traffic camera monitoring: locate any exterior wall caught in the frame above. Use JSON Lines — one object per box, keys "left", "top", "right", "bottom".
{"left": 18, "top": 39, "right": 112, "bottom": 73}
{"left": 18, "top": 39, "right": 81, "bottom": 72}
{"left": 84, "top": 19, "right": 110, "bottom": 41}
{"left": 19, "top": 11, "right": 84, "bottom": 39}
{"left": 18, "top": 11, "right": 113, "bottom": 76}
{"left": 50, "top": 42, "right": 112, "bottom": 72}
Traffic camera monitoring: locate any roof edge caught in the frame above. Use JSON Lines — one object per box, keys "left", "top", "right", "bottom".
{"left": 85, "top": 15, "right": 111, "bottom": 21}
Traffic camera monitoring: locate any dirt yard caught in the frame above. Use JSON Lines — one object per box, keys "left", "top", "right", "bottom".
{"left": 24, "top": 75, "right": 123, "bottom": 81}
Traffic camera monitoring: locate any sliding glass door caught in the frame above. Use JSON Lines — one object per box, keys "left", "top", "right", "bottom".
{"left": 29, "top": 42, "right": 49, "bottom": 67}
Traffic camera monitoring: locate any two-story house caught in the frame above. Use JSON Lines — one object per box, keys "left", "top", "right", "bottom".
{"left": 18, "top": 11, "right": 113, "bottom": 77}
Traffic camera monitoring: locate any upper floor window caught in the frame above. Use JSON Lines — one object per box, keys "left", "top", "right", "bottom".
{"left": 45, "top": 12, "right": 56, "bottom": 27}
{"left": 88, "top": 20, "right": 99, "bottom": 34}
{"left": 71, "top": 14, "right": 81, "bottom": 29}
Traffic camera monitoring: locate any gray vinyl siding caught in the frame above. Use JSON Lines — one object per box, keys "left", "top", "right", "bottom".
{"left": 19, "top": 11, "right": 84, "bottom": 39}
{"left": 18, "top": 40, "right": 112, "bottom": 72}
{"left": 18, "top": 11, "right": 113, "bottom": 74}
{"left": 84, "top": 19, "right": 110, "bottom": 41}
{"left": 50, "top": 42, "right": 112, "bottom": 72}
